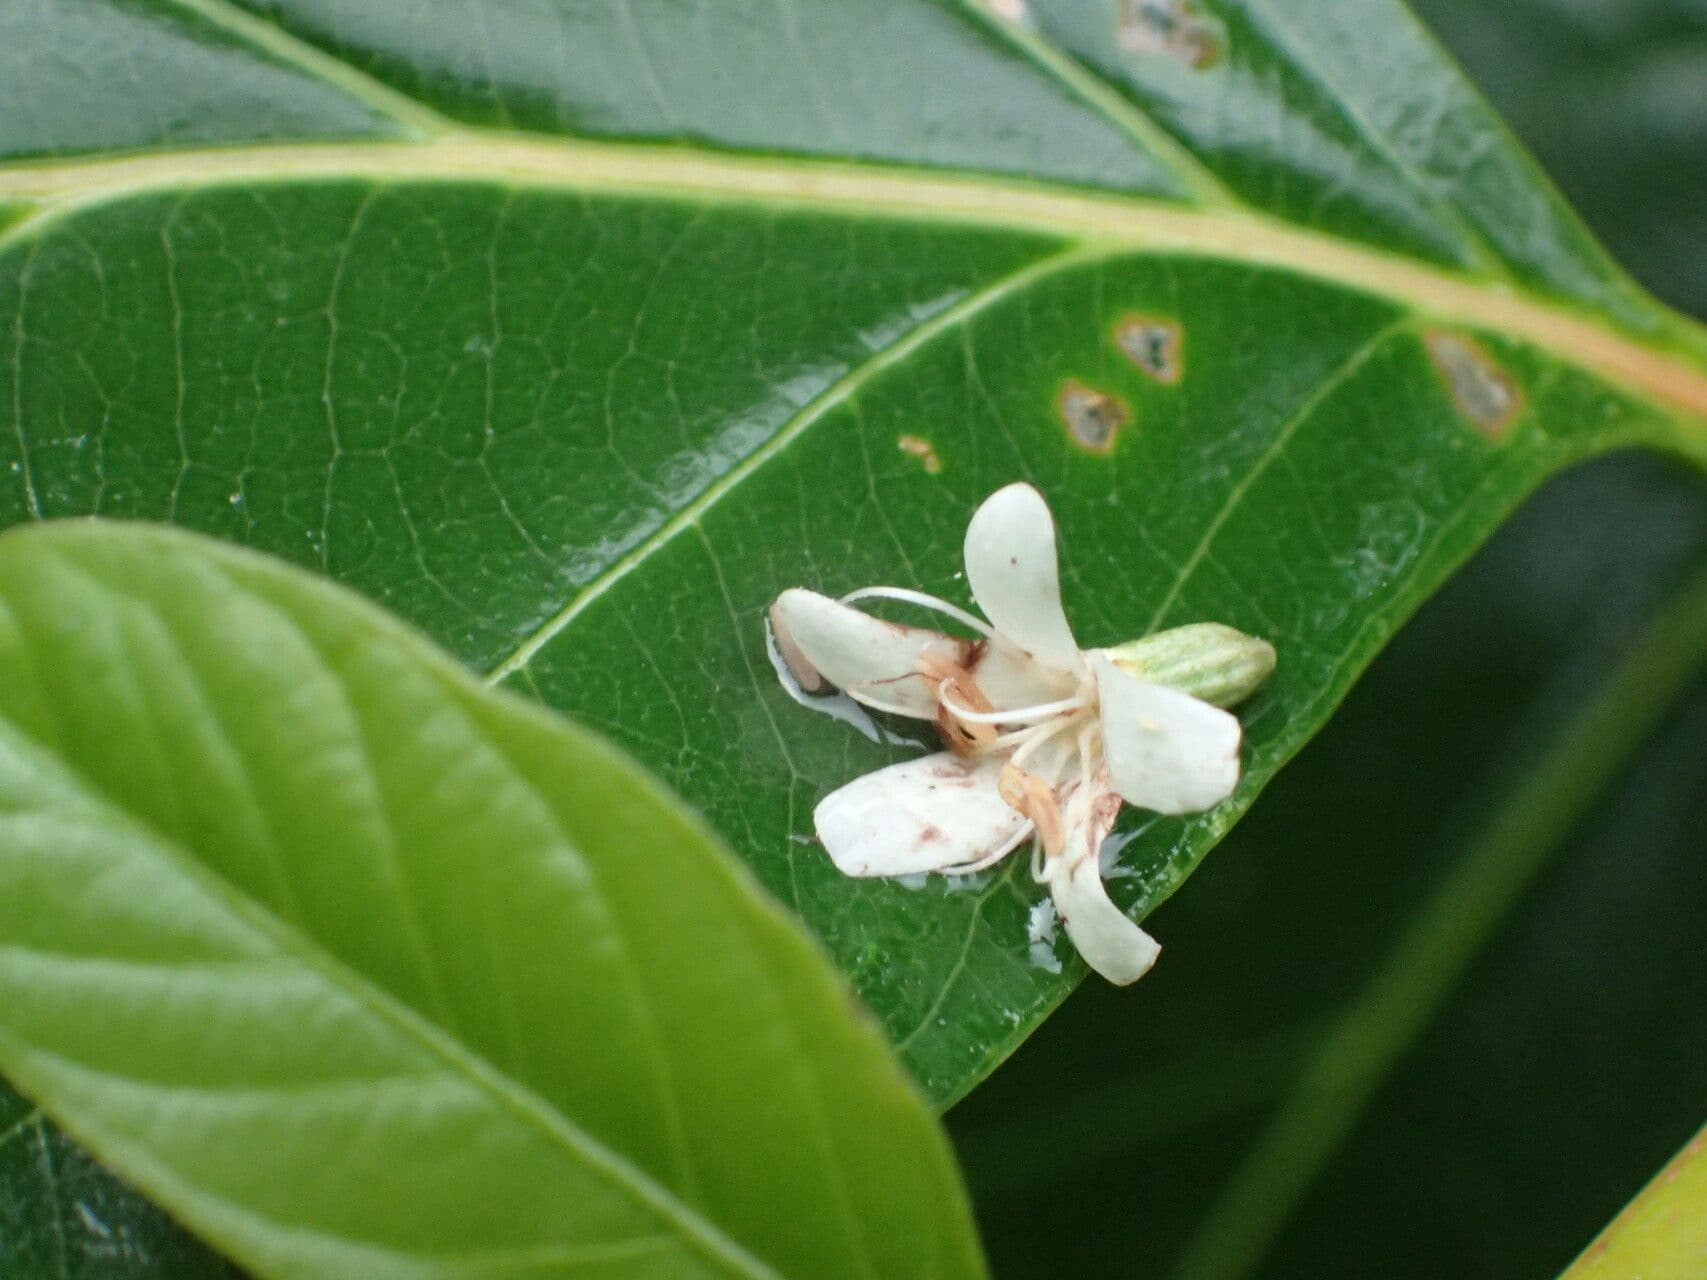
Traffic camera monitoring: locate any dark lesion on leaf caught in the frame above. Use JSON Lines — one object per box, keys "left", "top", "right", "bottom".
{"left": 1058, "top": 380, "right": 1130, "bottom": 453}
{"left": 1422, "top": 329, "right": 1524, "bottom": 438}
{"left": 1115, "top": 314, "right": 1184, "bottom": 384}
{"left": 1117, "top": 0, "right": 1224, "bottom": 69}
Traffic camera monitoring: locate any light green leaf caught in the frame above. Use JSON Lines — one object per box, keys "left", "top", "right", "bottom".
{"left": 3, "top": 1, "right": 1707, "bottom": 1263}
{"left": 1563, "top": 1123, "right": 1707, "bottom": 1280}
{"left": 0, "top": 521, "right": 984, "bottom": 1280}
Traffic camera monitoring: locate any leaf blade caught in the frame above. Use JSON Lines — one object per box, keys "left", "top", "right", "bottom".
{"left": 0, "top": 520, "right": 984, "bottom": 1280}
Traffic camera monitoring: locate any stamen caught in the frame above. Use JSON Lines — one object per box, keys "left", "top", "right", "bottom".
{"left": 990, "top": 718, "right": 1059, "bottom": 752}
{"left": 1000, "top": 764, "right": 1065, "bottom": 859}
{"left": 936, "top": 699, "right": 995, "bottom": 755}
{"left": 1062, "top": 725, "right": 1100, "bottom": 871}
{"left": 839, "top": 586, "right": 994, "bottom": 636}
{"left": 940, "top": 688, "right": 1089, "bottom": 727}
{"left": 941, "top": 821, "right": 1036, "bottom": 875}
{"left": 1008, "top": 716, "right": 1072, "bottom": 771}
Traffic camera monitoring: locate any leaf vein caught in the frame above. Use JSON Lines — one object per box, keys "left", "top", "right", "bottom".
{"left": 481, "top": 242, "right": 1100, "bottom": 684}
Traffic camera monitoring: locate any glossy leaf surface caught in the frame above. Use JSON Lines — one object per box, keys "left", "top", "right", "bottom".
{"left": 0, "top": 521, "right": 983, "bottom": 1280}
{"left": 3, "top": 1, "right": 1707, "bottom": 1269}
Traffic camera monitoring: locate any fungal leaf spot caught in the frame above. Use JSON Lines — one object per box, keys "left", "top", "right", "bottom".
{"left": 1115, "top": 314, "right": 1183, "bottom": 384}
{"left": 986, "top": 0, "right": 1031, "bottom": 25}
{"left": 897, "top": 434, "right": 943, "bottom": 474}
{"left": 1423, "top": 330, "right": 1523, "bottom": 438}
{"left": 1118, "top": 0, "right": 1224, "bottom": 69}
{"left": 1058, "top": 381, "right": 1129, "bottom": 453}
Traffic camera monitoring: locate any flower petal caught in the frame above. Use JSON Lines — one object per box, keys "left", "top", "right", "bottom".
{"left": 814, "top": 752, "right": 1028, "bottom": 877}
{"left": 1046, "top": 853, "right": 1161, "bottom": 985}
{"left": 1041, "top": 770, "right": 1160, "bottom": 985}
{"left": 963, "top": 483, "right": 1084, "bottom": 674}
{"left": 968, "top": 637, "right": 1079, "bottom": 712}
{"left": 769, "top": 588, "right": 964, "bottom": 718}
{"left": 1093, "top": 654, "right": 1242, "bottom": 814}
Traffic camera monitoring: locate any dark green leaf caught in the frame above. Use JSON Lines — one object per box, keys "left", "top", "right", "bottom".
{"left": 1413, "top": 0, "right": 1707, "bottom": 319}
{"left": 0, "top": 521, "right": 983, "bottom": 1279}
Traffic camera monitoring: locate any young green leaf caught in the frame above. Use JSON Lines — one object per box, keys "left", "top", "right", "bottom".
{"left": 0, "top": 521, "right": 985, "bottom": 1280}
{"left": 1562, "top": 1123, "right": 1707, "bottom": 1280}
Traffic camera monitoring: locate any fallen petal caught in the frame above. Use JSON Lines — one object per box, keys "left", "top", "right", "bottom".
{"left": 770, "top": 588, "right": 964, "bottom": 718}
{"left": 1094, "top": 654, "right": 1242, "bottom": 814}
{"left": 1046, "top": 852, "right": 1160, "bottom": 985}
{"left": 963, "top": 483, "right": 1085, "bottom": 676}
{"left": 814, "top": 752, "right": 1029, "bottom": 877}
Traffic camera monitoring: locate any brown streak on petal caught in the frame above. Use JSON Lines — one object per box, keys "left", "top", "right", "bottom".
{"left": 768, "top": 601, "right": 822, "bottom": 692}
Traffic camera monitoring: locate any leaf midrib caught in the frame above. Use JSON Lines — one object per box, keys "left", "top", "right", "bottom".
{"left": 3, "top": 134, "right": 1705, "bottom": 427}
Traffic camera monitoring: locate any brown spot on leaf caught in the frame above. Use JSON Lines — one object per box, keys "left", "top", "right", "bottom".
{"left": 1118, "top": 0, "right": 1224, "bottom": 68}
{"left": 1058, "top": 380, "right": 1129, "bottom": 452}
{"left": 1423, "top": 330, "right": 1523, "bottom": 438}
{"left": 1115, "top": 314, "right": 1183, "bottom": 384}
{"left": 897, "top": 433, "right": 942, "bottom": 474}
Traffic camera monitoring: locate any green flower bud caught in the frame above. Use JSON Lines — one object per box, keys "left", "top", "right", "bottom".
{"left": 1102, "top": 623, "right": 1276, "bottom": 708}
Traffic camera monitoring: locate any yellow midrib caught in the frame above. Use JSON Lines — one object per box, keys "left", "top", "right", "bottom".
{"left": 4, "top": 132, "right": 1707, "bottom": 423}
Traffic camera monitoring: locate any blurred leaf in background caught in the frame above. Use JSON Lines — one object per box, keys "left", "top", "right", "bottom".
{"left": 948, "top": 2, "right": 1707, "bottom": 1274}
{"left": 1413, "top": 0, "right": 1707, "bottom": 318}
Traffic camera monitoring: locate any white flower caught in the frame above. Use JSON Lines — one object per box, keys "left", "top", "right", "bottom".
{"left": 769, "top": 483, "right": 1275, "bottom": 985}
